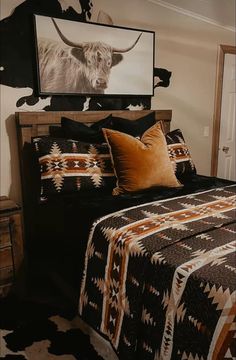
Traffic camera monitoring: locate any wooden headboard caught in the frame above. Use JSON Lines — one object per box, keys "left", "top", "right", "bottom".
{"left": 16, "top": 110, "right": 172, "bottom": 149}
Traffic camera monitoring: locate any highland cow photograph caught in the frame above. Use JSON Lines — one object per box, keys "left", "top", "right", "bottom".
{"left": 34, "top": 14, "right": 154, "bottom": 96}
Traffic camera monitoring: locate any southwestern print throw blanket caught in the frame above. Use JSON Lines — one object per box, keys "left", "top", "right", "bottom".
{"left": 79, "top": 185, "right": 236, "bottom": 360}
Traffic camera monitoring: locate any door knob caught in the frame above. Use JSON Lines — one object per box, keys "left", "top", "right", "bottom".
{"left": 222, "top": 146, "right": 229, "bottom": 153}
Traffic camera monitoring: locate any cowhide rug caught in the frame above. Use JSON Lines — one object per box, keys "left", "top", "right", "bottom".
{"left": 0, "top": 295, "right": 118, "bottom": 360}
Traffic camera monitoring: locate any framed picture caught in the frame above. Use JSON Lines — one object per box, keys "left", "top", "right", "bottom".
{"left": 33, "top": 14, "right": 155, "bottom": 96}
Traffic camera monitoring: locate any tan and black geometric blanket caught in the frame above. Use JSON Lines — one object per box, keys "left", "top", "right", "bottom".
{"left": 79, "top": 185, "right": 236, "bottom": 360}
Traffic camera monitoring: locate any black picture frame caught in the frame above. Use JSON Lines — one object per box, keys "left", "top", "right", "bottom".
{"left": 33, "top": 14, "right": 155, "bottom": 96}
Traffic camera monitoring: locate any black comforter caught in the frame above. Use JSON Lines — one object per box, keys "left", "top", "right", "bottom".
{"left": 28, "top": 175, "right": 235, "bottom": 303}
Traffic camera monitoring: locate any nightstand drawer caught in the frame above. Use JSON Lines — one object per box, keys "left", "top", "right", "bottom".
{"left": 0, "top": 247, "right": 13, "bottom": 268}
{"left": 0, "top": 266, "right": 13, "bottom": 286}
{"left": 0, "top": 196, "right": 24, "bottom": 298}
{"left": 0, "top": 217, "right": 11, "bottom": 248}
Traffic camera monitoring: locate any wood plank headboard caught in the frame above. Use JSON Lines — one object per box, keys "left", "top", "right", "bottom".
{"left": 15, "top": 110, "right": 172, "bottom": 150}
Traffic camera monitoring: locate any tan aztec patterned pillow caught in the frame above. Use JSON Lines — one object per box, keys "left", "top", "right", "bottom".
{"left": 165, "top": 129, "right": 196, "bottom": 180}
{"left": 33, "top": 137, "right": 116, "bottom": 196}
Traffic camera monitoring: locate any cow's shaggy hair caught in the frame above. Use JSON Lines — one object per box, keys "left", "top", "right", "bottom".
{"left": 38, "top": 38, "right": 122, "bottom": 94}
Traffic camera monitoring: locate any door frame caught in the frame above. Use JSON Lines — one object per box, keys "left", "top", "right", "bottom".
{"left": 211, "top": 44, "right": 236, "bottom": 176}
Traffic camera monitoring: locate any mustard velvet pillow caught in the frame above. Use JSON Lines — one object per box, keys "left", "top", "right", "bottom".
{"left": 103, "top": 123, "right": 182, "bottom": 195}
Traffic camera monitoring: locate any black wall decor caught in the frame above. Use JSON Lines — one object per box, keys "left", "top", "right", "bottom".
{"left": 0, "top": 0, "right": 171, "bottom": 111}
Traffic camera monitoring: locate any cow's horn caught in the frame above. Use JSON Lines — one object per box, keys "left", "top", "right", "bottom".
{"left": 51, "top": 18, "right": 83, "bottom": 49}
{"left": 112, "top": 33, "right": 142, "bottom": 53}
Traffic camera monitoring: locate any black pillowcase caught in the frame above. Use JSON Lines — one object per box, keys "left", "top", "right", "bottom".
{"left": 59, "top": 112, "right": 156, "bottom": 143}
{"left": 61, "top": 116, "right": 112, "bottom": 143}
{"left": 92, "top": 112, "right": 156, "bottom": 138}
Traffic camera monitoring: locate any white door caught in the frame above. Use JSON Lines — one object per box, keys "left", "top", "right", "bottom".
{"left": 217, "top": 53, "right": 236, "bottom": 181}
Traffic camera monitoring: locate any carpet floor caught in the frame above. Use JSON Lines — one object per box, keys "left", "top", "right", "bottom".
{"left": 0, "top": 294, "right": 118, "bottom": 360}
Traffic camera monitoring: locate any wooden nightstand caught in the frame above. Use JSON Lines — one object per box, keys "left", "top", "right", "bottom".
{"left": 0, "top": 196, "right": 24, "bottom": 297}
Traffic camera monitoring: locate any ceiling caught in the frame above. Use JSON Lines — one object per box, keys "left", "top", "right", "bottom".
{"left": 148, "top": 0, "right": 236, "bottom": 31}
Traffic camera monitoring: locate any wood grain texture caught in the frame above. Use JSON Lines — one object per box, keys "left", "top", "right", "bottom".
{"left": 16, "top": 110, "right": 172, "bottom": 149}
{"left": 0, "top": 197, "right": 24, "bottom": 297}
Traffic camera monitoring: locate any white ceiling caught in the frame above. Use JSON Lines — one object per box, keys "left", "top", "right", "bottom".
{"left": 148, "top": 0, "right": 236, "bottom": 31}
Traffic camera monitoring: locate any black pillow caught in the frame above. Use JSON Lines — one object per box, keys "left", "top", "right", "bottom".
{"left": 90, "top": 116, "right": 113, "bottom": 130}
{"left": 92, "top": 112, "right": 156, "bottom": 137}
{"left": 49, "top": 125, "right": 65, "bottom": 138}
{"left": 61, "top": 116, "right": 112, "bottom": 143}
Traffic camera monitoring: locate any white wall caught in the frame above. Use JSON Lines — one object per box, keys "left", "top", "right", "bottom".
{"left": 91, "top": 0, "right": 235, "bottom": 176}
{"left": 0, "top": 0, "right": 235, "bottom": 203}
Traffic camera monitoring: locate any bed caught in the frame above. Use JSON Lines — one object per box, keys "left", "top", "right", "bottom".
{"left": 16, "top": 109, "right": 236, "bottom": 360}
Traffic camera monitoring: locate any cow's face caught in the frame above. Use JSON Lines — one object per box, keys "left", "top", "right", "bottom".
{"left": 51, "top": 18, "right": 141, "bottom": 93}
{"left": 71, "top": 42, "right": 123, "bottom": 91}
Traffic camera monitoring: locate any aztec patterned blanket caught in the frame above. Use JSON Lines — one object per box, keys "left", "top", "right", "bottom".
{"left": 79, "top": 185, "right": 236, "bottom": 360}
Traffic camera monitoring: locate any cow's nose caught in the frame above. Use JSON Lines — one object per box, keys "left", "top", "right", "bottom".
{"left": 96, "top": 78, "right": 107, "bottom": 88}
